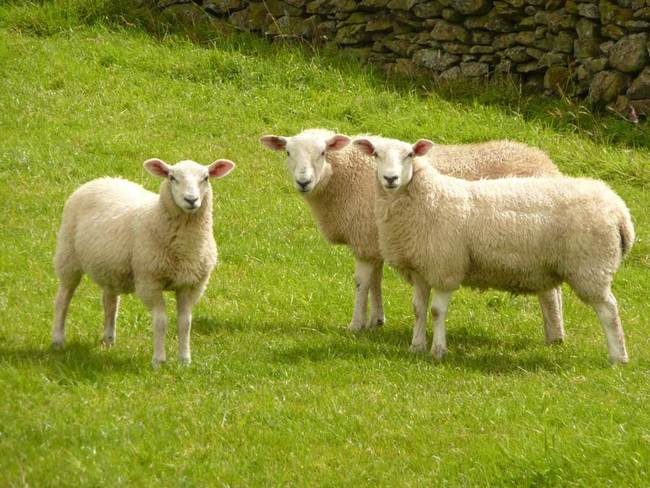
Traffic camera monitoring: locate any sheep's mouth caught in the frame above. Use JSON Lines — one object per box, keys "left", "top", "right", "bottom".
{"left": 296, "top": 184, "right": 314, "bottom": 194}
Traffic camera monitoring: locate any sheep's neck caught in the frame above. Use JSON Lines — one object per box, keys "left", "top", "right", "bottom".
{"left": 302, "top": 153, "right": 375, "bottom": 248}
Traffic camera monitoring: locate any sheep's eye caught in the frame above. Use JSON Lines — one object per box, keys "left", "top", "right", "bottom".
{"left": 202, "top": 176, "right": 209, "bottom": 183}
{"left": 407, "top": 152, "right": 414, "bottom": 159}
{"left": 321, "top": 150, "right": 325, "bottom": 157}
{"left": 373, "top": 152, "right": 378, "bottom": 158}
{"left": 169, "top": 175, "right": 177, "bottom": 182}
{"left": 286, "top": 151, "right": 291, "bottom": 157}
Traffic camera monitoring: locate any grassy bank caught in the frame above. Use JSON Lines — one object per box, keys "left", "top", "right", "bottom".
{"left": 1, "top": 1, "right": 649, "bottom": 485}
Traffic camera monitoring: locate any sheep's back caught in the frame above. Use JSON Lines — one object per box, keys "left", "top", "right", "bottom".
{"left": 428, "top": 140, "right": 559, "bottom": 180}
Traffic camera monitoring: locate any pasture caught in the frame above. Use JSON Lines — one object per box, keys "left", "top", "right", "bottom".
{"left": 1, "top": 1, "right": 649, "bottom": 485}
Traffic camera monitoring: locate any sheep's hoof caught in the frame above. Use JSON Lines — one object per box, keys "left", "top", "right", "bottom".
{"left": 151, "top": 358, "right": 166, "bottom": 369}
{"left": 347, "top": 322, "right": 366, "bottom": 333}
{"left": 179, "top": 356, "right": 192, "bottom": 366}
{"left": 431, "top": 344, "right": 448, "bottom": 361}
{"left": 610, "top": 355, "right": 629, "bottom": 366}
{"left": 100, "top": 336, "right": 115, "bottom": 348}
{"left": 51, "top": 340, "right": 65, "bottom": 351}
{"left": 369, "top": 317, "right": 385, "bottom": 329}
{"left": 545, "top": 336, "right": 565, "bottom": 346}
{"left": 408, "top": 342, "right": 427, "bottom": 354}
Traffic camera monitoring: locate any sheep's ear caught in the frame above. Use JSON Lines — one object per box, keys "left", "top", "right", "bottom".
{"left": 208, "top": 159, "right": 235, "bottom": 179}
{"left": 412, "top": 139, "right": 434, "bottom": 157}
{"left": 354, "top": 138, "right": 375, "bottom": 156}
{"left": 325, "top": 134, "right": 351, "bottom": 152}
{"left": 144, "top": 158, "right": 170, "bottom": 177}
{"left": 259, "top": 135, "right": 287, "bottom": 151}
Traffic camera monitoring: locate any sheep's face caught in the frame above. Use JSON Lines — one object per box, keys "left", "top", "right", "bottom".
{"left": 144, "top": 159, "right": 235, "bottom": 213}
{"left": 354, "top": 138, "right": 434, "bottom": 193}
{"left": 260, "top": 132, "right": 351, "bottom": 194}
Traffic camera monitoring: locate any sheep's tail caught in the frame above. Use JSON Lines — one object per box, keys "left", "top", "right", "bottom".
{"left": 619, "top": 206, "right": 635, "bottom": 258}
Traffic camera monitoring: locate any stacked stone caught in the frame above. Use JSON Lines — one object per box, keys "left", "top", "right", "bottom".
{"left": 201, "top": 0, "right": 650, "bottom": 109}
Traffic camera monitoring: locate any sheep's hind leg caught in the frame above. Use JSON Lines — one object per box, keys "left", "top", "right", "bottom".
{"left": 347, "top": 259, "right": 373, "bottom": 332}
{"left": 431, "top": 290, "right": 452, "bottom": 360}
{"left": 409, "top": 273, "right": 430, "bottom": 354}
{"left": 538, "top": 287, "right": 565, "bottom": 345}
{"left": 176, "top": 286, "right": 204, "bottom": 365}
{"left": 589, "top": 291, "right": 628, "bottom": 365}
{"left": 369, "top": 262, "right": 385, "bottom": 328}
{"left": 101, "top": 290, "right": 120, "bottom": 347}
{"left": 137, "top": 285, "right": 168, "bottom": 367}
{"left": 52, "top": 271, "right": 82, "bottom": 349}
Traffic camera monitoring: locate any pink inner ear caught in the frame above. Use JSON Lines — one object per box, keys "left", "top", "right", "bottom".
{"left": 354, "top": 139, "right": 375, "bottom": 156}
{"left": 144, "top": 159, "right": 169, "bottom": 177}
{"left": 413, "top": 140, "right": 434, "bottom": 157}
{"left": 209, "top": 160, "right": 235, "bottom": 178}
{"left": 259, "top": 136, "right": 287, "bottom": 151}
{"left": 326, "top": 135, "right": 351, "bottom": 152}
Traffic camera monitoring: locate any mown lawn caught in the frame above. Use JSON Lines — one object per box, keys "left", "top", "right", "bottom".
{"left": 1, "top": 2, "right": 649, "bottom": 486}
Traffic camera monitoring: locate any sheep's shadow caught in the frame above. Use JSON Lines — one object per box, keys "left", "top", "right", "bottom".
{"left": 192, "top": 315, "right": 335, "bottom": 337}
{"left": 192, "top": 313, "right": 585, "bottom": 374}
{"left": 0, "top": 342, "right": 143, "bottom": 380}
{"left": 192, "top": 315, "right": 248, "bottom": 335}
{"left": 271, "top": 323, "right": 596, "bottom": 374}
{"left": 360, "top": 323, "right": 507, "bottom": 349}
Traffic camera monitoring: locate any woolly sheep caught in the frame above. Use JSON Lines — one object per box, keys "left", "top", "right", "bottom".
{"left": 259, "top": 129, "right": 564, "bottom": 345}
{"left": 355, "top": 136, "right": 634, "bottom": 364}
{"left": 52, "top": 158, "right": 235, "bottom": 366}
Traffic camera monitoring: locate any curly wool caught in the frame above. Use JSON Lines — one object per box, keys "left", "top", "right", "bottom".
{"left": 376, "top": 161, "right": 634, "bottom": 300}
{"left": 54, "top": 177, "right": 217, "bottom": 293}
{"left": 303, "top": 135, "right": 560, "bottom": 265}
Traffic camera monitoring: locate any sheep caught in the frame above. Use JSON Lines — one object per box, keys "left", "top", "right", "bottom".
{"left": 354, "top": 136, "right": 634, "bottom": 364}
{"left": 51, "top": 158, "right": 235, "bottom": 366}
{"left": 259, "top": 129, "right": 564, "bottom": 345}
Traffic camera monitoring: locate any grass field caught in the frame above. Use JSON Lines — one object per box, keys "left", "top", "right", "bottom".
{"left": 1, "top": 1, "right": 650, "bottom": 486}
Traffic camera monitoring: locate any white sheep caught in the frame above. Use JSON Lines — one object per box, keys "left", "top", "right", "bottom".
{"left": 354, "top": 136, "right": 634, "bottom": 364}
{"left": 52, "top": 158, "right": 235, "bottom": 366}
{"left": 259, "top": 129, "right": 564, "bottom": 346}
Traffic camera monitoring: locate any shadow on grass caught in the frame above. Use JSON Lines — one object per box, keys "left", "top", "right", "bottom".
{"left": 192, "top": 315, "right": 247, "bottom": 335}
{"left": 270, "top": 323, "right": 606, "bottom": 374}
{"left": 192, "top": 314, "right": 351, "bottom": 337}
{"left": 192, "top": 311, "right": 604, "bottom": 373}
{"left": 0, "top": 341, "right": 143, "bottom": 379}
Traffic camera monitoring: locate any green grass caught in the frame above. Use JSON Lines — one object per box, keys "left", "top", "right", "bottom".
{"left": 1, "top": 1, "right": 650, "bottom": 486}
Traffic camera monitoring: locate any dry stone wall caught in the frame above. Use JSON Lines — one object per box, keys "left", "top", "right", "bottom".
{"left": 201, "top": 0, "right": 650, "bottom": 111}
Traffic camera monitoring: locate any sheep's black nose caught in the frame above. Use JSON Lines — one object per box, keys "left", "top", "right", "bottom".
{"left": 184, "top": 196, "right": 198, "bottom": 206}
{"left": 297, "top": 179, "right": 311, "bottom": 190}
{"left": 383, "top": 175, "right": 398, "bottom": 185}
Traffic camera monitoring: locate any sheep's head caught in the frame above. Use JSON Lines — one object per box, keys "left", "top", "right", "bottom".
{"left": 259, "top": 130, "right": 351, "bottom": 194}
{"left": 354, "top": 137, "right": 434, "bottom": 192}
{"left": 144, "top": 158, "right": 235, "bottom": 213}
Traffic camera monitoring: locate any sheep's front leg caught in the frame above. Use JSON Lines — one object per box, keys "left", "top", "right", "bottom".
{"left": 347, "top": 259, "right": 374, "bottom": 332}
{"left": 430, "top": 290, "right": 452, "bottom": 360}
{"left": 589, "top": 291, "right": 628, "bottom": 365}
{"left": 409, "top": 273, "right": 430, "bottom": 353}
{"left": 137, "top": 285, "right": 168, "bottom": 367}
{"left": 538, "top": 287, "right": 565, "bottom": 344}
{"left": 176, "top": 286, "right": 204, "bottom": 365}
{"left": 369, "top": 261, "right": 385, "bottom": 328}
{"left": 101, "top": 290, "right": 120, "bottom": 347}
